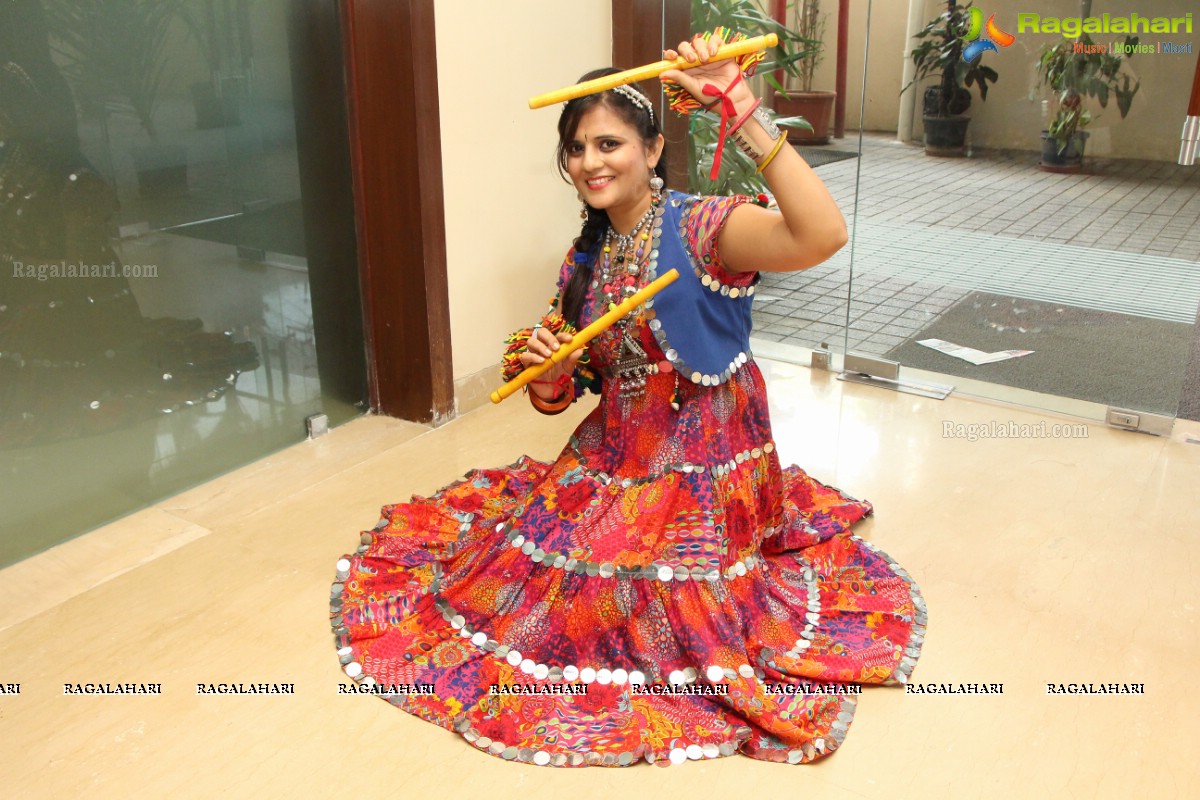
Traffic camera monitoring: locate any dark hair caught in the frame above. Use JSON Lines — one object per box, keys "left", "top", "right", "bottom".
{"left": 556, "top": 69, "right": 668, "bottom": 327}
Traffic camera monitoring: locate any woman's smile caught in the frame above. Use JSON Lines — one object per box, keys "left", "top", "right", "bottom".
{"left": 565, "top": 104, "right": 662, "bottom": 232}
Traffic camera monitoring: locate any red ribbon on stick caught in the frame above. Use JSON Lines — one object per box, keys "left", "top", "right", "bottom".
{"left": 702, "top": 71, "right": 743, "bottom": 181}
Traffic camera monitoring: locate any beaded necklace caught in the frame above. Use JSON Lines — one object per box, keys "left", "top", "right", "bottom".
{"left": 596, "top": 196, "right": 658, "bottom": 310}
{"left": 591, "top": 190, "right": 666, "bottom": 401}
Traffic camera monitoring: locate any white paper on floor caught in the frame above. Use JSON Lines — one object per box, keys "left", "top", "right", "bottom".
{"left": 917, "top": 338, "right": 1034, "bottom": 365}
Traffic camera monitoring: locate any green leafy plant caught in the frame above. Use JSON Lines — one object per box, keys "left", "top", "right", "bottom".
{"left": 1035, "top": 33, "right": 1139, "bottom": 153}
{"left": 687, "top": 0, "right": 818, "bottom": 195}
{"left": 692, "top": 0, "right": 820, "bottom": 94}
{"left": 903, "top": 1, "right": 998, "bottom": 118}
{"left": 789, "top": 0, "right": 826, "bottom": 94}
{"left": 43, "top": 0, "right": 195, "bottom": 138}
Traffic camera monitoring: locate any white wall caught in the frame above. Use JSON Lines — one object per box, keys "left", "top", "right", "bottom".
{"left": 804, "top": 0, "right": 910, "bottom": 133}
{"left": 434, "top": 0, "right": 612, "bottom": 401}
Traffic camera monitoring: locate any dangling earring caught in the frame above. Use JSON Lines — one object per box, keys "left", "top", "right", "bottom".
{"left": 577, "top": 193, "right": 588, "bottom": 220}
{"left": 649, "top": 175, "right": 664, "bottom": 192}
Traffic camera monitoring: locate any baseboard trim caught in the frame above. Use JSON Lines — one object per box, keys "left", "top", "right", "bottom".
{"left": 454, "top": 365, "right": 500, "bottom": 417}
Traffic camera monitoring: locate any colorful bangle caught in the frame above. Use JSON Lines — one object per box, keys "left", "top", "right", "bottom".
{"left": 755, "top": 134, "right": 789, "bottom": 174}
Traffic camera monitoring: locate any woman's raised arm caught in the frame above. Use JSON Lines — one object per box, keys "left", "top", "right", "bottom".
{"left": 661, "top": 34, "right": 848, "bottom": 273}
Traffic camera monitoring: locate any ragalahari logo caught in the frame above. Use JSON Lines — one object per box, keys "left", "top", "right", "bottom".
{"left": 961, "top": 8, "right": 1016, "bottom": 62}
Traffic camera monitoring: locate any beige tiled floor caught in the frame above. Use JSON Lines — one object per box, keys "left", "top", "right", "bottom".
{"left": 2, "top": 358, "right": 1198, "bottom": 799}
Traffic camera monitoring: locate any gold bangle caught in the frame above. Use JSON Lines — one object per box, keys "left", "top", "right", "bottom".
{"left": 755, "top": 134, "right": 788, "bottom": 174}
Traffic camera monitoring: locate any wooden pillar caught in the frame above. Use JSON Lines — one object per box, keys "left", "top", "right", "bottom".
{"left": 339, "top": 0, "right": 453, "bottom": 422}
{"left": 835, "top": 0, "right": 849, "bottom": 139}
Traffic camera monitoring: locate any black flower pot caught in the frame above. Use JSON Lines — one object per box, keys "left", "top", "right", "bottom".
{"left": 1039, "top": 131, "right": 1088, "bottom": 173}
{"left": 922, "top": 116, "right": 970, "bottom": 157}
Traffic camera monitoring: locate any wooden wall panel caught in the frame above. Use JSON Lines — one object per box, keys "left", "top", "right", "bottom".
{"left": 613, "top": 0, "right": 692, "bottom": 190}
{"left": 340, "top": 0, "right": 453, "bottom": 422}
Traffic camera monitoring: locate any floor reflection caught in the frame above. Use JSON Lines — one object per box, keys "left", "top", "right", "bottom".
{"left": 1, "top": 0, "right": 352, "bottom": 567}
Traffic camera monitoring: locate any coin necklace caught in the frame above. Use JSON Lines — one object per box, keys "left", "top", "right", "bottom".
{"left": 594, "top": 190, "right": 663, "bottom": 400}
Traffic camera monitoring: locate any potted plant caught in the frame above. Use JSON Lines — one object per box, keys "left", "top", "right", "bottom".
{"left": 687, "top": 0, "right": 819, "bottom": 196}
{"left": 1035, "top": 33, "right": 1140, "bottom": 173}
{"left": 772, "top": 0, "right": 835, "bottom": 145}
{"left": 904, "top": 1, "right": 998, "bottom": 156}
{"left": 44, "top": 0, "right": 196, "bottom": 195}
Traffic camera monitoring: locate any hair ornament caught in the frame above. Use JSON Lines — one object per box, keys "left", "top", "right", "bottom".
{"left": 611, "top": 84, "right": 656, "bottom": 127}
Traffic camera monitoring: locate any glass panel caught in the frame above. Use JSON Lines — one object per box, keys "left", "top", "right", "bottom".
{"left": 857, "top": 0, "right": 1198, "bottom": 420}
{"left": 681, "top": 0, "right": 857, "bottom": 360}
{"left": 0, "top": 0, "right": 366, "bottom": 567}
{"left": 752, "top": 0, "right": 1200, "bottom": 424}
{"left": 742, "top": 0, "right": 857, "bottom": 361}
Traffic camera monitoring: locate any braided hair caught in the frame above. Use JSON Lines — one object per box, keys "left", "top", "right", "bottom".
{"left": 555, "top": 69, "right": 668, "bottom": 327}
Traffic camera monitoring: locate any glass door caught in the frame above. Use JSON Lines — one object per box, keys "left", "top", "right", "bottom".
{"left": 0, "top": 0, "right": 366, "bottom": 567}
{"left": 753, "top": 0, "right": 1200, "bottom": 429}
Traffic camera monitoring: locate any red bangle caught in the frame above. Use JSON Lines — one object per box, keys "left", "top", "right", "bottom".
{"left": 529, "top": 389, "right": 573, "bottom": 415}
{"left": 728, "top": 97, "right": 763, "bottom": 134}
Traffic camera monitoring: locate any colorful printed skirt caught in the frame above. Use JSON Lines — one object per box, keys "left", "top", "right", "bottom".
{"left": 329, "top": 445, "right": 925, "bottom": 768}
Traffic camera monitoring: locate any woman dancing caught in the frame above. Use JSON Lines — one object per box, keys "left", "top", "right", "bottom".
{"left": 330, "top": 32, "right": 925, "bottom": 768}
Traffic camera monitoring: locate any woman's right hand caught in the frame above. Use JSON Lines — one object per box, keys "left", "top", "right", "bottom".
{"left": 520, "top": 327, "right": 582, "bottom": 398}
{"left": 661, "top": 32, "right": 754, "bottom": 111}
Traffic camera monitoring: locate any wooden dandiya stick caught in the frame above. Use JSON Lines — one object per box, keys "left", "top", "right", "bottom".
{"left": 528, "top": 34, "right": 779, "bottom": 109}
{"left": 490, "top": 268, "right": 680, "bottom": 404}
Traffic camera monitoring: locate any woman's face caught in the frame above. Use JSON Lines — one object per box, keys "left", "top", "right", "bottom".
{"left": 564, "top": 103, "right": 663, "bottom": 230}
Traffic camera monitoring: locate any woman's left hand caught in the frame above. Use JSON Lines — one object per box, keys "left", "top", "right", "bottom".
{"left": 661, "top": 33, "right": 755, "bottom": 110}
